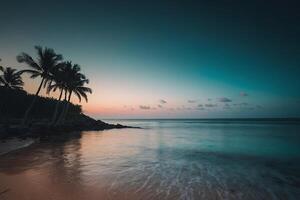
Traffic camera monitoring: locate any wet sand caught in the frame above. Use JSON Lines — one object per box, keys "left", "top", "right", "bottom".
{"left": 0, "top": 141, "right": 142, "bottom": 200}
{"left": 0, "top": 173, "right": 139, "bottom": 200}
{"left": 0, "top": 138, "right": 35, "bottom": 156}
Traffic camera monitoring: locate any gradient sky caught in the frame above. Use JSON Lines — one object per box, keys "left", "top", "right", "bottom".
{"left": 1, "top": 0, "right": 300, "bottom": 118}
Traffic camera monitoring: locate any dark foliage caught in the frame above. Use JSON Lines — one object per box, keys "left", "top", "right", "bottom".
{"left": 0, "top": 87, "right": 81, "bottom": 122}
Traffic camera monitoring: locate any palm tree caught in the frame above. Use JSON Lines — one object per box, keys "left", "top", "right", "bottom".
{"left": 0, "top": 66, "right": 24, "bottom": 90}
{"left": 60, "top": 78, "right": 92, "bottom": 124}
{"left": 17, "top": 46, "right": 63, "bottom": 125}
{"left": 56, "top": 62, "right": 92, "bottom": 125}
{"left": 47, "top": 62, "right": 68, "bottom": 124}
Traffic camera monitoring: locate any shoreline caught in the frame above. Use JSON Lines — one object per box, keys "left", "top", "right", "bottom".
{"left": 0, "top": 114, "right": 140, "bottom": 140}
{"left": 0, "top": 116, "right": 140, "bottom": 156}
{"left": 0, "top": 138, "right": 36, "bottom": 156}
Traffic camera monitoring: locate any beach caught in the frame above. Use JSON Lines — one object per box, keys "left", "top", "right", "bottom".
{"left": 1, "top": 119, "right": 300, "bottom": 200}
{"left": 1, "top": 0, "right": 299, "bottom": 199}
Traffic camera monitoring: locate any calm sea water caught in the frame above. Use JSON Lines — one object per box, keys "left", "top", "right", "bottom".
{"left": 1, "top": 119, "right": 300, "bottom": 199}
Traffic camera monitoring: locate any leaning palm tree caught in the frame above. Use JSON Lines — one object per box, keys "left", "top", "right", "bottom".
{"left": 56, "top": 62, "right": 92, "bottom": 125}
{"left": 55, "top": 61, "right": 82, "bottom": 124}
{"left": 47, "top": 62, "right": 69, "bottom": 124}
{"left": 59, "top": 78, "right": 92, "bottom": 124}
{"left": 0, "top": 66, "right": 24, "bottom": 90}
{"left": 17, "top": 46, "right": 63, "bottom": 125}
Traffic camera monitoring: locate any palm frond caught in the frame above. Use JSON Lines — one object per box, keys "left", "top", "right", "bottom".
{"left": 0, "top": 76, "right": 5, "bottom": 85}
{"left": 77, "top": 86, "right": 92, "bottom": 94}
{"left": 0, "top": 66, "right": 24, "bottom": 90}
{"left": 77, "top": 89, "right": 88, "bottom": 102}
{"left": 17, "top": 53, "right": 41, "bottom": 71}
{"left": 19, "top": 69, "right": 39, "bottom": 74}
{"left": 73, "top": 90, "right": 82, "bottom": 102}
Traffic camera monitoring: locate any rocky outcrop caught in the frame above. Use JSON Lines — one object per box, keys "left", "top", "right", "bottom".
{"left": 0, "top": 114, "right": 138, "bottom": 139}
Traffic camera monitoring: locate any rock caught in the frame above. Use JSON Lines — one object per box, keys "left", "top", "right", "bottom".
{"left": 0, "top": 114, "right": 139, "bottom": 139}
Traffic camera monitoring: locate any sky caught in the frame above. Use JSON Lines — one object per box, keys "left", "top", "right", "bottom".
{"left": 0, "top": 0, "right": 300, "bottom": 119}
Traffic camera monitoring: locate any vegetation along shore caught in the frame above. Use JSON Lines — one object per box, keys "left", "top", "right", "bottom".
{"left": 0, "top": 46, "right": 136, "bottom": 139}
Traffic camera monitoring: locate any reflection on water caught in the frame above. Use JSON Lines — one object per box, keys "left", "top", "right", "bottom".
{"left": 1, "top": 120, "right": 300, "bottom": 200}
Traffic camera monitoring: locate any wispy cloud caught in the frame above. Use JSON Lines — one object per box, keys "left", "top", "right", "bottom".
{"left": 124, "top": 105, "right": 135, "bottom": 111}
{"left": 198, "top": 104, "right": 203, "bottom": 107}
{"left": 256, "top": 105, "right": 263, "bottom": 109}
{"left": 233, "top": 102, "right": 248, "bottom": 106}
{"left": 157, "top": 104, "right": 163, "bottom": 108}
{"left": 223, "top": 103, "right": 231, "bottom": 109}
{"left": 205, "top": 103, "right": 217, "bottom": 107}
{"left": 218, "top": 97, "right": 232, "bottom": 102}
{"left": 240, "top": 92, "right": 248, "bottom": 97}
{"left": 159, "top": 99, "right": 167, "bottom": 104}
{"left": 188, "top": 100, "right": 197, "bottom": 103}
{"left": 139, "top": 105, "right": 151, "bottom": 110}
{"left": 207, "top": 98, "right": 212, "bottom": 101}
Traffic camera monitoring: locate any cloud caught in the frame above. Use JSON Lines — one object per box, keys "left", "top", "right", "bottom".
{"left": 159, "top": 99, "right": 167, "bottom": 104}
{"left": 198, "top": 104, "right": 203, "bottom": 107}
{"left": 223, "top": 103, "right": 231, "bottom": 109}
{"left": 205, "top": 103, "right": 217, "bottom": 107}
{"left": 139, "top": 105, "right": 151, "bottom": 110}
{"left": 188, "top": 100, "right": 197, "bottom": 103}
{"left": 196, "top": 107, "right": 205, "bottom": 110}
{"left": 218, "top": 97, "right": 232, "bottom": 103}
{"left": 233, "top": 102, "right": 248, "bottom": 106}
{"left": 157, "top": 104, "right": 163, "bottom": 108}
{"left": 124, "top": 105, "right": 135, "bottom": 111}
{"left": 240, "top": 92, "right": 248, "bottom": 97}
{"left": 256, "top": 105, "right": 263, "bottom": 109}
{"left": 207, "top": 98, "right": 212, "bottom": 101}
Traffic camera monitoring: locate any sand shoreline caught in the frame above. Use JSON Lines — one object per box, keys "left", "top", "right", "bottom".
{"left": 0, "top": 138, "right": 36, "bottom": 156}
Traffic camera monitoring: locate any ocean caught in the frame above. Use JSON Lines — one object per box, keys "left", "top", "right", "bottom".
{"left": 0, "top": 119, "right": 300, "bottom": 199}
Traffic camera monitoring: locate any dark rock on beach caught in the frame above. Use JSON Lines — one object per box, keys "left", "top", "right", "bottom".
{"left": 0, "top": 114, "right": 139, "bottom": 139}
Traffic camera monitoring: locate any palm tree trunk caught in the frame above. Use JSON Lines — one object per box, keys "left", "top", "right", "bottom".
{"left": 50, "top": 89, "right": 63, "bottom": 125}
{"left": 21, "top": 78, "right": 44, "bottom": 126}
{"left": 55, "top": 91, "right": 71, "bottom": 126}
{"left": 62, "top": 91, "right": 72, "bottom": 123}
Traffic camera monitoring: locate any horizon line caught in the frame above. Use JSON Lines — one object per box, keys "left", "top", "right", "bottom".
{"left": 101, "top": 117, "right": 300, "bottom": 121}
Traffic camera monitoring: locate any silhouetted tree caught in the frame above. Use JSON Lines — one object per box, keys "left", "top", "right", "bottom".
{"left": 0, "top": 66, "right": 24, "bottom": 90}
{"left": 56, "top": 62, "right": 91, "bottom": 125}
{"left": 17, "top": 46, "right": 63, "bottom": 125}
{"left": 47, "top": 62, "right": 68, "bottom": 124}
{"left": 0, "top": 87, "right": 82, "bottom": 121}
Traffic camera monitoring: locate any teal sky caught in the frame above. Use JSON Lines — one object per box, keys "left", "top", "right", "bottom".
{"left": 1, "top": 0, "right": 300, "bottom": 118}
